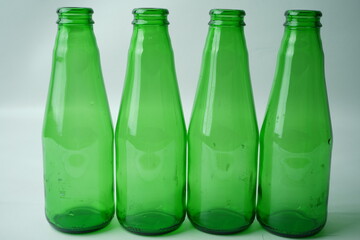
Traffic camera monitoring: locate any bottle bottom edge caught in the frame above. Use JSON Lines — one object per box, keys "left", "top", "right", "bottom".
{"left": 257, "top": 211, "right": 326, "bottom": 238}
{"left": 118, "top": 211, "right": 184, "bottom": 236}
{"left": 46, "top": 207, "right": 114, "bottom": 234}
{"left": 188, "top": 208, "right": 254, "bottom": 235}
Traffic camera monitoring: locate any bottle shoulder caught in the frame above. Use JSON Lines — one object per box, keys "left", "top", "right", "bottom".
{"left": 260, "top": 109, "right": 332, "bottom": 148}
{"left": 43, "top": 99, "right": 113, "bottom": 138}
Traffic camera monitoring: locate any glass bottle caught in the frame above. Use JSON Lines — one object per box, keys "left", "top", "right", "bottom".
{"left": 42, "top": 8, "right": 114, "bottom": 233}
{"left": 115, "top": 8, "right": 186, "bottom": 235}
{"left": 187, "top": 9, "right": 258, "bottom": 234}
{"left": 257, "top": 10, "right": 333, "bottom": 238}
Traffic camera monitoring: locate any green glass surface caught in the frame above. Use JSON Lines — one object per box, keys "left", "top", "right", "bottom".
{"left": 42, "top": 8, "right": 114, "bottom": 233}
{"left": 257, "top": 10, "right": 333, "bottom": 238}
{"left": 115, "top": 8, "right": 186, "bottom": 236}
{"left": 187, "top": 9, "right": 259, "bottom": 235}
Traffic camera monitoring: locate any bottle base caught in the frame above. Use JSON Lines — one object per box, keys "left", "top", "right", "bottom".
{"left": 257, "top": 210, "right": 325, "bottom": 238}
{"left": 188, "top": 209, "right": 253, "bottom": 235}
{"left": 47, "top": 207, "right": 113, "bottom": 234}
{"left": 119, "top": 211, "right": 184, "bottom": 235}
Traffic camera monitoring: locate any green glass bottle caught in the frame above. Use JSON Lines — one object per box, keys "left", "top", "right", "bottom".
{"left": 115, "top": 8, "right": 186, "bottom": 235}
{"left": 257, "top": 10, "right": 332, "bottom": 238}
{"left": 187, "top": 9, "right": 258, "bottom": 235}
{"left": 42, "top": 8, "right": 114, "bottom": 233}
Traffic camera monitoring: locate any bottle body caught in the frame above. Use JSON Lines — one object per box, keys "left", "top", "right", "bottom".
{"left": 257, "top": 10, "right": 332, "bottom": 237}
{"left": 42, "top": 8, "right": 114, "bottom": 233}
{"left": 115, "top": 8, "right": 186, "bottom": 235}
{"left": 188, "top": 9, "right": 258, "bottom": 234}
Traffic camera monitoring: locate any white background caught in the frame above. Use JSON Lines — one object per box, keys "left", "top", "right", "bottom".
{"left": 1, "top": 0, "right": 360, "bottom": 239}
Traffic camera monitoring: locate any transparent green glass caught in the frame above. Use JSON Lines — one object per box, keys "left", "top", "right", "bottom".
{"left": 187, "top": 9, "right": 258, "bottom": 235}
{"left": 115, "top": 8, "right": 186, "bottom": 236}
{"left": 257, "top": 10, "right": 333, "bottom": 238}
{"left": 42, "top": 8, "right": 114, "bottom": 233}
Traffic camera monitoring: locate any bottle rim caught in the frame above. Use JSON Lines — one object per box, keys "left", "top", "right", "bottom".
{"left": 132, "top": 8, "right": 169, "bottom": 25}
{"left": 133, "top": 8, "right": 169, "bottom": 16}
{"left": 209, "top": 9, "right": 246, "bottom": 27}
{"left": 285, "top": 10, "right": 322, "bottom": 18}
{"left": 57, "top": 7, "right": 94, "bottom": 15}
{"left": 57, "top": 7, "right": 94, "bottom": 25}
{"left": 285, "top": 10, "right": 322, "bottom": 28}
{"left": 210, "top": 9, "right": 245, "bottom": 17}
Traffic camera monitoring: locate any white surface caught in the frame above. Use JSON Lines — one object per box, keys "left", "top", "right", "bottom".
{"left": 1, "top": 0, "right": 360, "bottom": 239}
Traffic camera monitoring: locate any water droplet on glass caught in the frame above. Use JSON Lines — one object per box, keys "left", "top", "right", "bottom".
{"left": 59, "top": 191, "right": 65, "bottom": 198}
{"left": 225, "top": 163, "right": 230, "bottom": 171}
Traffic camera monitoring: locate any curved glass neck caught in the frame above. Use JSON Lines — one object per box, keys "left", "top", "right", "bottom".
{"left": 281, "top": 27, "right": 322, "bottom": 51}
{"left": 285, "top": 10, "right": 322, "bottom": 29}
{"left": 57, "top": 7, "right": 94, "bottom": 25}
{"left": 54, "top": 9, "right": 97, "bottom": 50}
{"left": 282, "top": 12, "right": 322, "bottom": 44}
{"left": 132, "top": 8, "right": 169, "bottom": 26}
{"left": 209, "top": 9, "right": 245, "bottom": 27}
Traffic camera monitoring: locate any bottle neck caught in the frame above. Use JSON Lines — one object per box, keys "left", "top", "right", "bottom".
{"left": 282, "top": 26, "right": 322, "bottom": 52}
{"left": 131, "top": 24, "right": 170, "bottom": 49}
{"left": 133, "top": 23, "right": 168, "bottom": 31}
{"left": 58, "top": 24, "right": 93, "bottom": 31}
{"left": 209, "top": 9, "right": 245, "bottom": 27}
{"left": 275, "top": 19, "right": 324, "bottom": 88}
{"left": 130, "top": 8, "right": 171, "bottom": 49}
{"left": 206, "top": 24, "right": 245, "bottom": 49}
{"left": 54, "top": 24, "right": 97, "bottom": 58}
{"left": 206, "top": 9, "right": 246, "bottom": 51}
{"left": 55, "top": 7, "right": 96, "bottom": 50}
{"left": 204, "top": 9, "right": 246, "bottom": 56}
{"left": 132, "top": 15, "right": 169, "bottom": 26}
{"left": 284, "top": 10, "right": 322, "bottom": 28}
{"left": 280, "top": 10, "right": 323, "bottom": 59}
{"left": 56, "top": 7, "right": 95, "bottom": 39}
{"left": 121, "top": 9, "right": 181, "bottom": 124}
{"left": 200, "top": 13, "right": 249, "bottom": 88}
{"left": 57, "top": 7, "right": 94, "bottom": 25}
{"left": 132, "top": 8, "right": 169, "bottom": 26}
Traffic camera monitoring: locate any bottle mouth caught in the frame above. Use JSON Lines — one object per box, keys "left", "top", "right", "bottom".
{"left": 132, "top": 8, "right": 169, "bottom": 25}
{"left": 209, "top": 9, "right": 246, "bottom": 26}
{"left": 57, "top": 7, "right": 94, "bottom": 25}
{"left": 285, "top": 10, "right": 322, "bottom": 28}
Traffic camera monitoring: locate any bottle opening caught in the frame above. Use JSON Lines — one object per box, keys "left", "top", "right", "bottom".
{"left": 285, "top": 10, "right": 322, "bottom": 28}
{"left": 57, "top": 7, "right": 94, "bottom": 25}
{"left": 132, "top": 8, "right": 169, "bottom": 25}
{"left": 209, "top": 9, "right": 245, "bottom": 26}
